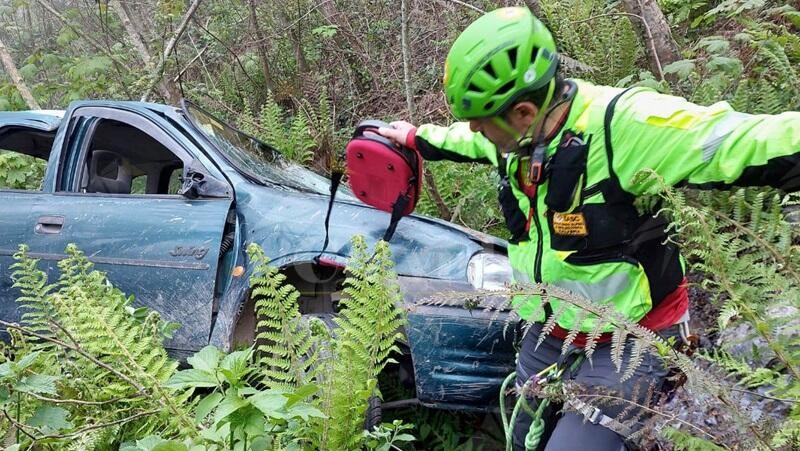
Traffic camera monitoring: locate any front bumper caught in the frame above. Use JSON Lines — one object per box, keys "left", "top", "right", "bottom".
{"left": 399, "top": 277, "right": 520, "bottom": 410}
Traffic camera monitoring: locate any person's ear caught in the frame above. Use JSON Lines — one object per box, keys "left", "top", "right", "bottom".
{"left": 508, "top": 101, "right": 539, "bottom": 130}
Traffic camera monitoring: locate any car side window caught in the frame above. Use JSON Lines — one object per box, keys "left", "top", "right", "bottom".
{"left": 0, "top": 128, "right": 54, "bottom": 191}
{"left": 76, "top": 118, "right": 184, "bottom": 196}
{"left": 0, "top": 150, "right": 47, "bottom": 191}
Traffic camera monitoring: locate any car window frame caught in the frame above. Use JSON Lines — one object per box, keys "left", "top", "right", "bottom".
{"left": 59, "top": 106, "right": 227, "bottom": 199}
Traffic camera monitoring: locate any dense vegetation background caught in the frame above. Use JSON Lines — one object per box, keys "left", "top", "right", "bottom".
{"left": 0, "top": 0, "right": 799, "bottom": 450}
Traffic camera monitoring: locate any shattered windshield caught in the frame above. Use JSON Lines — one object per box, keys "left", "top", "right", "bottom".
{"left": 183, "top": 101, "right": 352, "bottom": 198}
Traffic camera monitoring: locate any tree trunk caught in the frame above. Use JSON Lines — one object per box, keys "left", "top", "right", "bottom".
{"left": 109, "top": 0, "right": 176, "bottom": 102}
{"left": 0, "top": 36, "right": 41, "bottom": 109}
{"left": 524, "top": 0, "right": 544, "bottom": 18}
{"left": 620, "top": 0, "right": 679, "bottom": 81}
{"left": 110, "top": 0, "right": 152, "bottom": 65}
{"left": 246, "top": 0, "right": 276, "bottom": 92}
{"left": 140, "top": 0, "right": 203, "bottom": 102}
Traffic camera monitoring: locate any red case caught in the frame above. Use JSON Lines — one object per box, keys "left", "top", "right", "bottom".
{"left": 345, "top": 121, "right": 422, "bottom": 216}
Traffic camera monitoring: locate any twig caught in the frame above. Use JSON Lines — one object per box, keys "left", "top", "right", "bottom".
{"left": 0, "top": 320, "right": 146, "bottom": 394}
{"left": 2, "top": 409, "right": 38, "bottom": 441}
{"left": 190, "top": 16, "right": 257, "bottom": 88}
{"left": 25, "top": 392, "right": 143, "bottom": 406}
{"left": 727, "top": 387, "right": 800, "bottom": 404}
{"left": 173, "top": 45, "right": 209, "bottom": 83}
{"left": 37, "top": 410, "right": 159, "bottom": 441}
{"left": 436, "top": 0, "right": 485, "bottom": 14}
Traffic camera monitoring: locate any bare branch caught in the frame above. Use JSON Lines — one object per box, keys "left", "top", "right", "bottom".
{"left": 140, "top": 0, "right": 203, "bottom": 102}
{"left": 0, "top": 37, "right": 40, "bottom": 109}
{"left": 436, "top": 0, "right": 485, "bottom": 14}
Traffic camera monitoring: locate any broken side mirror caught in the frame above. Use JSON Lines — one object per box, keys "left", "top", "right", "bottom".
{"left": 178, "top": 159, "right": 231, "bottom": 199}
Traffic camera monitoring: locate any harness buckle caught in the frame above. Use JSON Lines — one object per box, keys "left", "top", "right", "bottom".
{"left": 586, "top": 406, "right": 603, "bottom": 424}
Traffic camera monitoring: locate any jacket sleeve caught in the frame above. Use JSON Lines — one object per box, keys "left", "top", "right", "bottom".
{"left": 609, "top": 89, "right": 800, "bottom": 195}
{"left": 412, "top": 123, "right": 499, "bottom": 166}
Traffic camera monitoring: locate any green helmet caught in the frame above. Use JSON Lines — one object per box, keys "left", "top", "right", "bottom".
{"left": 444, "top": 7, "right": 558, "bottom": 120}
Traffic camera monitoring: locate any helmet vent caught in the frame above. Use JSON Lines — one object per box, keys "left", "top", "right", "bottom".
{"left": 531, "top": 47, "right": 540, "bottom": 64}
{"left": 482, "top": 62, "right": 497, "bottom": 80}
{"left": 495, "top": 79, "right": 516, "bottom": 96}
{"left": 507, "top": 47, "right": 518, "bottom": 68}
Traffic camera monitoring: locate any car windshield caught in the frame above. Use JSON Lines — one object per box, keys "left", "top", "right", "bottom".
{"left": 183, "top": 101, "right": 351, "bottom": 198}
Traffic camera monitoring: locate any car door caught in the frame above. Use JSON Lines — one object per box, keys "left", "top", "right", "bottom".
{"left": 28, "top": 104, "right": 232, "bottom": 352}
{"left": 0, "top": 112, "right": 63, "bottom": 328}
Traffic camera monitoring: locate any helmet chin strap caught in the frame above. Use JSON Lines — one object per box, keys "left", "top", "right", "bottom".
{"left": 490, "top": 78, "right": 557, "bottom": 154}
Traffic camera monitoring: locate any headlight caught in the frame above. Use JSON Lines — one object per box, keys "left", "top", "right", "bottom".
{"left": 467, "top": 252, "right": 513, "bottom": 291}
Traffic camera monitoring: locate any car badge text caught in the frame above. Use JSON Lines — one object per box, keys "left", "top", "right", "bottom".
{"left": 170, "top": 246, "right": 209, "bottom": 260}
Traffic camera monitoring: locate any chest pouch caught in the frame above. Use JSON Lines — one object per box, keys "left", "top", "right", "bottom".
{"left": 544, "top": 131, "right": 590, "bottom": 213}
{"left": 344, "top": 120, "right": 423, "bottom": 240}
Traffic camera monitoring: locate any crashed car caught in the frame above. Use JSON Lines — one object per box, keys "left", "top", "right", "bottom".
{"left": 0, "top": 100, "right": 518, "bottom": 410}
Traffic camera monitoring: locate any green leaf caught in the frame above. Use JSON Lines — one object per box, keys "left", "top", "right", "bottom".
{"left": 219, "top": 348, "right": 253, "bottom": 385}
{"left": 195, "top": 392, "right": 223, "bottom": 424}
{"left": 213, "top": 392, "right": 247, "bottom": 425}
{"left": 14, "top": 351, "right": 41, "bottom": 371}
{"left": 18, "top": 63, "right": 37, "bottom": 79}
{"left": 698, "top": 37, "right": 730, "bottom": 55}
{"left": 311, "top": 24, "right": 338, "bottom": 38}
{"left": 164, "top": 369, "right": 218, "bottom": 390}
{"left": 250, "top": 437, "right": 268, "bottom": 451}
{"left": 395, "top": 433, "right": 416, "bottom": 442}
{"left": 0, "top": 363, "right": 11, "bottom": 378}
{"left": 663, "top": 59, "right": 696, "bottom": 80}
{"left": 284, "top": 402, "right": 326, "bottom": 421}
{"left": 248, "top": 391, "right": 286, "bottom": 417}
{"left": 152, "top": 442, "right": 189, "bottom": 451}
{"left": 187, "top": 345, "right": 223, "bottom": 373}
{"left": 284, "top": 383, "right": 318, "bottom": 407}
{"left": 16, "top": 374, "right": 58, "bottom": 395}
{"left": 160, "top": 321, "right": 182, "bottom": 339}
{"left": 26, "top": 406, "right": 72, "bottom": 432}
{"left": 71, "top": 56, "right": 112, "bottom": 77}
{"left": 707, "top": 56, "right": 742, "bottom": 75}
{"left": 135, "top": 435, "right": 165, "bottom": 449}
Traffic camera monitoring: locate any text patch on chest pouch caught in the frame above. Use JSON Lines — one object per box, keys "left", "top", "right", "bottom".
{"left": 552, "top": 212, "right": 589, "bottom": 236}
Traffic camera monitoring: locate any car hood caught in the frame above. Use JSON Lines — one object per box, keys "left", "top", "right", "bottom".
{"left": 237, "top": 185, "right": 502, "bottom": 280}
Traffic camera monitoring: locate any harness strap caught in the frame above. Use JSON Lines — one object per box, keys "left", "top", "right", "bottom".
{"left": 315, "top": 169, "right": 343, "bottom": 263}
{"left": 383, "top": 192, "right": 410, "bottom": 242}
{"left": 565, "top": 397, "right": 635, "bottom": 438}
{"left": 602, "top": 87, "right": 635, "bottom": 204}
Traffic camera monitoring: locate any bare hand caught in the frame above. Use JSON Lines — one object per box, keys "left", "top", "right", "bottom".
{"left": 377, "top": 120, "right": 416, "bottom": 146}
